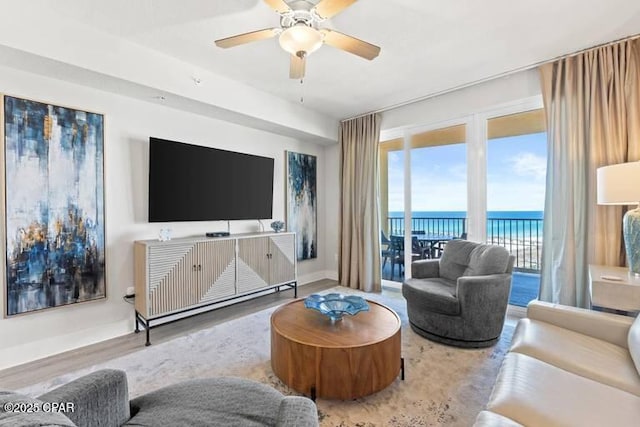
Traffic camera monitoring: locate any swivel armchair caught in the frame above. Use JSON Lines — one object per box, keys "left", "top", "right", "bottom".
{"left": 402, "top": 239, "right": 514, "bottom": 348}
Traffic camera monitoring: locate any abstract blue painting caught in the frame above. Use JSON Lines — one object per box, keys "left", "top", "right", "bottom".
{"left": 286, "top": 151, "right": 317, "bottom": 261}
{"left": 3, "top": 96, "right": 105, "bottom": 316}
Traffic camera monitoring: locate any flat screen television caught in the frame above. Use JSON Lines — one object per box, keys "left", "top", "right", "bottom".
{"left": 148, "top": 137, "right": 274, "bottom": 222}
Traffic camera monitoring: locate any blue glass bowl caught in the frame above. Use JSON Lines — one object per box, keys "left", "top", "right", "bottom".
{"left": 304, "top": 293, "right": 369, "bottom": 322}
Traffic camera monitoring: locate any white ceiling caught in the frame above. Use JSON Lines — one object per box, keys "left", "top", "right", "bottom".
{"left": 17, "top": 0, "right": 640, "bottom": 119}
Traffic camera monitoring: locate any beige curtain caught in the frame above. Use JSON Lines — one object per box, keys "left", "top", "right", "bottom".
{"left": 539, "top": 39, "right": 640, "bottom": 308}
{"left": 339, "top": 113, "right": 382, "bottom": 292}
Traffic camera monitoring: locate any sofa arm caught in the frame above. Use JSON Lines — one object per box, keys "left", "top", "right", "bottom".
{"left": 527, "top": 300, "right": 634, "bottom": 348}
{"left": 276, "top": 396, "right": 318, "bottom": 427}
{"left": 411, "top": 259, "right": 440, "bottom": 279}
{"left": 38, "top": 369, "right": 130, "bottom": 427}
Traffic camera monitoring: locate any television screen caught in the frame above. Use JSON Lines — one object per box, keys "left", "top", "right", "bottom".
{"left": 148, "top": 137, "right": 274, "bottom": 222}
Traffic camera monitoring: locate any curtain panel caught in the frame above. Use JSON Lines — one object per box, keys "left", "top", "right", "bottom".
{"left": 539, "top": 38, "right": 640, "bottom": 307}
{"left": 339, "top": 113, "right": 382, "bottom": 292}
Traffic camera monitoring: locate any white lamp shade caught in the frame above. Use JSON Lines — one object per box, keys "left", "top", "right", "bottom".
{"left": 279, "top": 24, "right": 323, "bottom": 56}
{"left": 596, "top": 161, "right": 640, "bottom": 205}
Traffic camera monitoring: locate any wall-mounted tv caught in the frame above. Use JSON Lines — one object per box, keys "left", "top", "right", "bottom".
{"left": 148, "top": 137, "right": 274, "bottom": 222}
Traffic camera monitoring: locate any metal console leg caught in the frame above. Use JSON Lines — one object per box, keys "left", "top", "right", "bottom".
{"left": 401, "top": 357, "right": 405, "bottom": 380}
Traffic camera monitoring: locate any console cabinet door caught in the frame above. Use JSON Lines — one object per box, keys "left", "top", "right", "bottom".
{"left": 268, "top": 234, "right": 296, "bottom": 285}
{"left": 142, "top": 239, "right": 236, "bottom": 318}
{"left": 237, "top": 236, "right": 271, "bottom": 293}
{"left": 196, "top": 239, "right": 236, "bottom": 303}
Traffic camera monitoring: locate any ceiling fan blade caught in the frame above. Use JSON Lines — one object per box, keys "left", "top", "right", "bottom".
{"left": 263, "top": 0, "right": 291, "bottom": 14}
{"left": 313, "top": 0, "right": 357, "bottom": 19}
{"left": 290, "top": 54, "right": 306, "bottom": 79}
{"left": 214, "top": 28, "right": 280, "bottom": 49}
{"left": 320, "top": 29, "right": 380, "bottom": 60}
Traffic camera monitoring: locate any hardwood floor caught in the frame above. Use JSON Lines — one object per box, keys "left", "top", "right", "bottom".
{"left": 0, "top": 279, "right": 337, "bottom": 390}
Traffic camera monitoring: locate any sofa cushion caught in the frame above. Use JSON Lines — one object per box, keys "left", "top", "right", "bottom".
{"left": 463, "top": 244, "right": 510, "bottom": 277}
{"left": 126, "top": 377, "right": 285, "bottom": 427}
{"left": 473, "top": 410, "right": 523, "bottom": 426}
{"left": 510, "top": 318, "right": 640, "bottom": 396}
{"left": 402, "top": 277, "right": 460, "bottom": 315}
{"left": 439, "top": 240, "right": 477, "bottom": 281}
{"left": 486, "top": 353, "right": 640, "bottom": 427}
{"left": 629, "top": 313, "right": 640, "bottom": 376}
{"left": 0, "top": 391, "right": 76, "bottom": 427}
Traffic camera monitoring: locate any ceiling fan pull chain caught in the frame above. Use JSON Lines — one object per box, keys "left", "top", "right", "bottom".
{"left": 300, "top": 77, "right": 305, "bottom": 103}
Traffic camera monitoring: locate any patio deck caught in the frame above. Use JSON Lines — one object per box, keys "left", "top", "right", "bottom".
{"left": 382, "top": 263, "right": 539, "bottom": 307}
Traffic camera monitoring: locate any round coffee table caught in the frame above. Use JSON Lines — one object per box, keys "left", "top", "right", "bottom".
{"left": 270, "top": 298, "right": 402, "bottom": 400}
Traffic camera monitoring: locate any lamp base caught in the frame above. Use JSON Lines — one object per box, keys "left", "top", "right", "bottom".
{"left": 623, "top": 207, "right": 640, "bottom": 276}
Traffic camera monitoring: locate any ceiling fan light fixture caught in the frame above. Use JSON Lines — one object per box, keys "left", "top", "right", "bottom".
{"left": 278, "top": 24, "right": 323, "bottom": 56}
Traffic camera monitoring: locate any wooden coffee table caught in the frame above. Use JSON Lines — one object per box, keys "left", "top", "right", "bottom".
{"left": 270, "top": 298, "right": 402, "bottom": 400}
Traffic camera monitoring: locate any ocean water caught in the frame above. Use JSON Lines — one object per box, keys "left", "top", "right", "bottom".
{"left": 388, "top": 211, "right": 543, "bottom": 220}
{"left": 387, "top": 211, "right": 543, "bottom": 240}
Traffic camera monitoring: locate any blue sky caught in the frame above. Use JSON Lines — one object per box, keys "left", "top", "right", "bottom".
{"left": 387, "top": 132, "right": 547, "bottom": 212}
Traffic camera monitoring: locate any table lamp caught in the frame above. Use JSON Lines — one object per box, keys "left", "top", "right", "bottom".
{"left": 597, "top": 161, "right": 640, "bottom": 276}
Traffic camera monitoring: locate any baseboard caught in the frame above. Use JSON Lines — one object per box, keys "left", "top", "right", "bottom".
{"left": 0, "top": 318, "right": 131, "bottom": 371}
{"left": 298, "top": 270, "right": 338, "bottom": 285}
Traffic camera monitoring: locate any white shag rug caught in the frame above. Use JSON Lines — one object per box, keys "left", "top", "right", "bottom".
{"left": 17, "top": 287, "right": 514, "bottom": 426}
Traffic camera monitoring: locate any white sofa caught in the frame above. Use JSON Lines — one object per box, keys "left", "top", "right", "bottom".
{"left": 475, "top": 300, "right": 640, "bottom": 426}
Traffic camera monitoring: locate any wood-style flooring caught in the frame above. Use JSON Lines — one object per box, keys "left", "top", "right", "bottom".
{"left": 0, "top": 279, "right": 337, "bottom": 390}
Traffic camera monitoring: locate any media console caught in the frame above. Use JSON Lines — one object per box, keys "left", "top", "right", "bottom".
{"left": 133, "top": 231, "right": 297, "bottom": 345}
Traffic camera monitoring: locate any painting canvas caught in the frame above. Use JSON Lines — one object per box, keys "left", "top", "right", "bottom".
{"left": 3, "top": 95, "right": 105, "bottom": 316}
{"left": 286, "top": 151, "right": 317, "bottom": 261}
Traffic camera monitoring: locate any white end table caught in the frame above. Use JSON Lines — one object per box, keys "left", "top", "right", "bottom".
{"left": 589, "top": 264, "right": 640, "bottom": 313}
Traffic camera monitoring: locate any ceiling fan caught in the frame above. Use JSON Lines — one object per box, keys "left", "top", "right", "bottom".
{"left": 214, "top": 0, "right": 381, "bottom": 79}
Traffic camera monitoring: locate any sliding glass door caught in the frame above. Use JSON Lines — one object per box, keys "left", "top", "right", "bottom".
{"left": 380, "top": 123, "right": 468, "bottom": 283}
{"left": 486, "top": 109, "right": 546, "bottom": 306}
{"left": 379, "top": 97, "right": 546, "bottom": 299}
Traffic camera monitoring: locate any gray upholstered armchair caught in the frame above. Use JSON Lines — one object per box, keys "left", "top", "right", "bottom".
{"left": 402, "top": 240, "right": 514, "bottom": 348}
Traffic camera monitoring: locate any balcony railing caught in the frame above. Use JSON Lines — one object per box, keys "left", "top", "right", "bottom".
{"left": 386, "top": 216, "right": 542, "bottom": 272}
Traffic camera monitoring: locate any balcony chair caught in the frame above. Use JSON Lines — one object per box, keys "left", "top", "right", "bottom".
{"left": 381, "top": 230, "right": 393, "bottom": 270}
{"left": 389, "top": 235, "right": 423, "bottom": 279}
{"left": 402, "top": 239, "right": 514, "bottom": 348}
{"left": 432, "top": 231, "right": 467, "bottom": 258}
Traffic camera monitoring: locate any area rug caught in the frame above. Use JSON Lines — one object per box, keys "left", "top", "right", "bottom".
{"left": 17, "top": 287, "right": 514, "bottom": 426}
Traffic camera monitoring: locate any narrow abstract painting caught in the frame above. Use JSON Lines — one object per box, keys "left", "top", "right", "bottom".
{"left": 3, "top": 96, "right": 105, "bottom": 316}
{"left": 286, "top": 151, "right": 317, "bottom": 261}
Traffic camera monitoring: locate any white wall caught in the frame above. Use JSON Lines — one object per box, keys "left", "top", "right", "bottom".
{"left": 381, "top": 69, "right": 542, "bottom": 133}
{"left": 0, "top": 65, "right": 332, "bottom": 370}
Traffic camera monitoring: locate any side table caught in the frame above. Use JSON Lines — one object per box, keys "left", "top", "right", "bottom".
{"left": 588, "top": 264, "right": 640, "bottom": 313}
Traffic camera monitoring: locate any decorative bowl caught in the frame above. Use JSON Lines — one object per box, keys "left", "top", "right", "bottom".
{"left": 304, "top": 293, "right": 369, "bottom": 322}
{"left": 270, "top": 220, "right": 285, "bottom": 233}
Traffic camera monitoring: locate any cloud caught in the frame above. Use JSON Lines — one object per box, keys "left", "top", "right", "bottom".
{"left": 510, "top": 152, "right": 546, "bottom": 180}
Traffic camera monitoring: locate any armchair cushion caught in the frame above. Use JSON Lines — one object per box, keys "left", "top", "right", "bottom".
{"left": 403, "top": 277, "right": 459, "bottom": 315}
{"left": 439, "top": 240, "right": 477, "bottom": 281}
{"left": 464, "top": 244, "right": 511, "bottom": 277}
